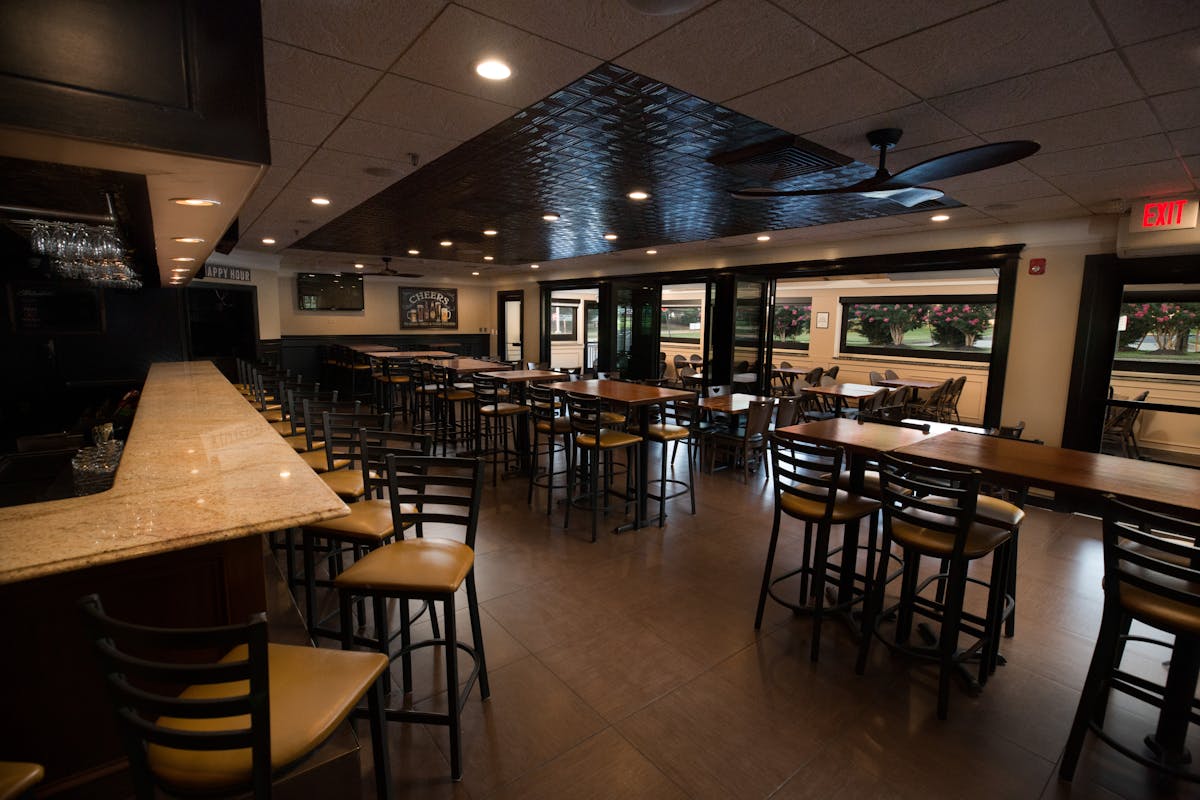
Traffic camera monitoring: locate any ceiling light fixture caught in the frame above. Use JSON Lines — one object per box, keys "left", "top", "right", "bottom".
{"left": 171, "top": 198, "right": 220, "bottom": 207}
{"left": 354, "top": 263, "right": 364, "bottom": 269}
{"left": 310, "top": 197, "right": 331, "bottom": 206}
{"left": 172, "top": 237, "right": 205, "bottom": 244}
{"left": 475, "top": 59, "right": 511, "bottom": 80}
{"left": 440, "top": 240, "right": 453, "bottom": 247}
{"left": 645, "top": 249, "right": 657, "bottom": 254}
{"left": 484, "top": 256, "right": 494, "bottom": 261}
{"left": 627, "top": 190, "right": 649, "bottom": 201}
{"left": 261, "top": 237, "right": 276, "bottom": 244}
{"left": 542, "top": 212, "right": 560, "bottom": 221}
{"left": 483, "top": 229, "right": 498, "bottom": 236}
{"left": 407, "top": 249, "right": 420, "bottom": 255}
{"left": 171, "top": 257, "right": 196, "bottom": 262}
{"left": 756, "top": 235, "right": 771, "bottom": 242}
{"left": 930, "top": 214, "right": 951, "bottom": 222}
{"left": 530, "top": 264, "right": 539, "bottom": 269}
{"left": 471, "top": 271, "right": 480, "bottom": 276}
{"left": 604, "top": 233, "right": 618, "bottom": 241}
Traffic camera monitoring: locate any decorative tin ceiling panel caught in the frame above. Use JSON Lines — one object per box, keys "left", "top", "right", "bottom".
{"left": 296, "top": 63, "right": 958, "bottom": 265}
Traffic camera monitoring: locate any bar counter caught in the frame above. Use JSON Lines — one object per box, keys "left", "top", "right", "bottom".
{"left": 0, "top": 361, "right": 348, "bottom": 585}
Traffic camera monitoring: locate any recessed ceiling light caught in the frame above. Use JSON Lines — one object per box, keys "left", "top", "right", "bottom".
{"left": 645, "top": 249, "right": 657, "bottom": 254}
{"left": 756, "top": 235, "right": 771, "bottom": 242}
{"left": 471, "top": 271, "right": 480, "bottom": 276}
{"left": 261, "top": 237, "right": 276, "bottom": 244}
{"left": 171, "top": 198, "right": 220, "bottom": 207}
{"left": 484, "top": 256, "right": 494, "bottom": 261}
{"left": 407, "top": 249, "right": 420, "bottom": 255}
{"left": 440, "top": 240, "right": 453, "bottom": 247}
{"left": 171, "top": 257, "right": 196, "bottom": 262}
{"left": 310, "top": 197, "right": 331, "bottom": 206}
{"left": 172, "top": 237, "right": 205, "bottom": 244}
{"left": 530, "top": 264, "right": 539, "bottom": 269}
{"left": 475, "top": 59, "right": 511, "bottom": 80}
{"left": 931, "top": 214, "right": 951, "bottom": 222}
{"left": 483, "top": 229, "right": 498, "bottom": 236}
{"left": 627, "top": 191, "right": 649, "bottom": 201}
{"left": 542, "top": 213, "right": 560, "bottom": 221}
{"left": 354, "top": 263, "right": 364, "bottom": 269}
{"left": 604, "top": 233, "right": 618, "bottom": 241}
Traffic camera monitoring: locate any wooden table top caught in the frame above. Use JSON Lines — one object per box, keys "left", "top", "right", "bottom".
{"left": 775, "top": 417, "right": 942, "bottom": 455}
{"left": 368, "top": 350, "right": 456, "bottom": 359}
{"left": 901, "top": 419, "right": 993, "bottom": 436}
{"left": 545, "top": 379, "right": 695, "bottom": 406}
{"left": 345, "top": 343, "right": 395, "bottom": 353}
{"left": 894, "top": 430, "right": 1200, "bottom": 512}
{"left": 427, "top": 358, "right": 511, "bottom": 373}
{"left": 479, "top": 369, "right": 566, "bottom": 383}
{"left": 798, "top": 382, "right": 881, "bottom": 399}
{"left": 877, "top": 378, "right": 945, "bottom": 390}
{"left": 775, "top": 366, "right": 815, "bottom": 376}
{"left": 699, "top": 394, "right": 775, "bottom": 414}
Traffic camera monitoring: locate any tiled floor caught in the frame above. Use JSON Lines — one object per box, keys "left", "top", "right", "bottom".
{"left": 288, "top": 444, "right": 1198, "bottom": 800}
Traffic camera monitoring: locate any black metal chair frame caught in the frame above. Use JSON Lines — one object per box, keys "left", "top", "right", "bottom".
{"left": 563, "top": 391, "right": 642, "bottom": 542}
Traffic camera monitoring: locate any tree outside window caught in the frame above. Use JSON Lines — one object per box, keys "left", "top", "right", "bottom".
{"left": 840, "top": 296, "right": 997, "bottom": 361}
{"left": 771, "top": 301, "right": 811, "bottom": 350}
{"left": 1115, "top": 295, "right": 1200, "bottom": 373}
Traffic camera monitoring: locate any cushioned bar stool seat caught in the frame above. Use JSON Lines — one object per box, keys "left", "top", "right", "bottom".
{"left": 527, "top": 384, "right": 571, "bottom": 515}
{"left": 78, "top": 594, "right": 391, "bottom": 800}
{"left": 564, "top": 392, "right": 643, "bottom": 543}
{"left": 473, "top": 375, "right": 529, "bottom": 485}
{"left": 640, "top": 398, "right": 697, "bottom": 527}
{"left": 0, "top": 762, "right": 43, "bottom": 800}
{"left": 333, "top": 454, "right": 489, "bottom": 781}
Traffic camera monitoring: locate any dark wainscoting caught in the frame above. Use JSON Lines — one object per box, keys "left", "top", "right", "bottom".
{"left": 278, "top": 334, "right": 491, "bottom": 380}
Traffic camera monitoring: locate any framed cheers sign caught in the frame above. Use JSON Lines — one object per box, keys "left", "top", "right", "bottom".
{"left": 400, "top": 287, "right": 458, "bottom": 329}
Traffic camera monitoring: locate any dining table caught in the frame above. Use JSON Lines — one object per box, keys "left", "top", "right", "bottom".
{"left": 546, "top": 379, "right": 696, "bottom": 530}
{"left": 798, "top": 382, "right": 881, "bottom": 417}
{"left": 893, "top": 430, "right": 1200, "bottom": 767}
{"left": 365, "top": 349, "right": 457, "bottom": 359}
{"left": 427, "top": 358, "right": 512, "bottom": 377}
{"left": 876, "top": 378, "right": 944, "bottom": 391}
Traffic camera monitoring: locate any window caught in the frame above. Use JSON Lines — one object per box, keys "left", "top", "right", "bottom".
{"left": 660, "top": 303, "right": 702, "bottom": 343}
{"left": 549, "top": 302, "right": 578, "bottom": 341}
{"left": 1114, "top": 291, "right": 1200, "bottom": 374}
{"left": 839, "top": 295, "right": 997, "bottom": 362}
{"left": 771, "top": 299, "right": 811, "bottom": 351}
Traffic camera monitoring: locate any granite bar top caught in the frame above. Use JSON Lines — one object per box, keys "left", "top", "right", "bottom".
{"left": 0, "top": 362, "right": 349, "bottom": 585}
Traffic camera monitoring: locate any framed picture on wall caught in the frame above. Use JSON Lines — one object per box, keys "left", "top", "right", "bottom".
{"left": 399, "top": 287, "right": 457, "bottom": 329}
{"left": 549, "top": 302, "right": 578, "bottom": 341}
{"left": 815, "top": 311, "right": 830, "bottom": 329}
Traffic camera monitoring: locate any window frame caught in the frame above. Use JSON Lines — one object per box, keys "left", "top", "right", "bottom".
{"left": 659, "top": 299, "right": 704, "bottom": 344}
{"left": 1112, "top": 289, "right": 1200, "bottom": 375}
{"left": 838, "top": 293, "right": 998, "bottom": 363}
{"left": 549, "top": 301, "right": 580, "bottom": 341}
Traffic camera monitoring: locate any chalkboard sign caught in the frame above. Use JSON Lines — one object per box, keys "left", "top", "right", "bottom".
{"left": 400, "top": 287, "right": 457, "bottom": 329}
{"left": 8, "top": 282, "right": 106, "bottom": 334}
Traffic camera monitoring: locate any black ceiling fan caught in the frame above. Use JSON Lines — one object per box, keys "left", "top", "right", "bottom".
{"left": 729, "top": 128, "right": 1040, "bottom": 207}
{"left": 362, "top": 256, "right": 421, "bottom": 278}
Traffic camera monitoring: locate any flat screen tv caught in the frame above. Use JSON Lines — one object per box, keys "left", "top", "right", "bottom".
{"left": 297, "top": 272, "right": 364, "bottom": 311}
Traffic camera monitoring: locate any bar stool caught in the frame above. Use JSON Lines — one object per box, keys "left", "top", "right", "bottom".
{"left": 298, "top": 400, "right": 361, "bottom": 473}
{"left": 275, "top": 388, "right": 337, "bottom": 452}
{"left": 380, "top": 358, "right": 412, "bottom": 421}
{"left": 856, "top": 454, "right": 1014, "bottom": 719}
{"left": 1060, "top": 497, "right": 1200, "bottom": 784}
{"left": 473, "top": 375, "right": 529, "bottom": 485}
{"left": 78, "top": 594, "right": 391, "bottom": 800}
{"left": 564, "top": 392, "right": 642, "bottom": 542}
{"left": 755, "top": 435, "right": 882, "bottom": 661}
{"left": 527, "top": 383, "right": 571, "bottom": 516}
{"left": 0, "top": 763, "right": 42, "bottom": 800}
{"left": 432, "top": 365, "right": 474, "bottom": 456}
{"left": 334, "top": 455, "right": 489, "bottom": 781}
{"left": 312, "top": 410, "right": 389, "bottom": 501}
{"left": 640, "top": 399, "right": 697, "bottom": 527}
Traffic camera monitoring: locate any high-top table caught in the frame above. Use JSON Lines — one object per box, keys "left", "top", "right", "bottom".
{"left": 546, "top": 379, "right": 695, "bottom": 529}
{"left": 365, "top": 350, "right": 456, "bottom": 359}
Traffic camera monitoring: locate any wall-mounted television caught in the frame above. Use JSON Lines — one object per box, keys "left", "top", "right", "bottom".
{"left": 297, "top": 272, "right": 364, "bottom": 311}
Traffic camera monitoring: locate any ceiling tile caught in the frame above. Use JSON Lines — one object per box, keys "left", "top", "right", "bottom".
{"left": 1093, "top": 0, "right": 1200, "bottom": 45}
{"left": 729, "top": 58, "right": 916, "bottom": 134}
{"left": 303, "top": 148, "right": 409, "bottom": 184}
{"left": 263, "top": 41, "right": 382, "bottom": 115}
{"left": 456, "top": 0, "right": 696, "bottom": 60}
{"left": 980, "top": 194, "right": 1089, "bottom": 222}
{"left": 268, "top": 139, "right": 316, "bottom": 171}
{"left": 980, "top": 101, "right": 1162, "bottom": 153}
{"left": 266, "top": 100, "right": 343, "bottom": 146}
{"left": 931, "top": 53, "right": 1143, "bottom": 132}
{"left": 1022, "top": 134, "right": 1176, "bottom": 177}
{"left": 803, "top": 102, "right": 972, "bottom": 162}
{"left": 323, "top": 118, "right": 461, "bottom": 166}
{"left": 261, "top": 0, "right": 446, "bottom": 69}
{"left": 353, "top": 74, "right": 516, "bottom": 142}
{"left": 390, "top": 5, "right": 600, "bottom": 108}
{"left": 1168, "top": 126, "right": 1200, "bottom": 156}
{"left": 948, "top": 179, "right": 1064, "bottom": 206}
{"left": 618, "top": 0, "right": 844, "bottom": 103}
{"left": 933, "top": 160, "right": 1041, "bottom": 192}
{"left": 1150, "top": 87, "right": 1200, "bottom": 131}
{"left": 1185, "top": 155, "right": 1200, "bottom": 175}
{"left": 771, "top": 0, "right": 993, "bottom": 52}
{"left": 861, "top": 0, "right": 1112, "bottom": 98}
{"left": 1122, "top": 27, "right": 1200, "bottom": 96}
{"left": 1050, "top": 159, "right": 1195, "bottom": 204}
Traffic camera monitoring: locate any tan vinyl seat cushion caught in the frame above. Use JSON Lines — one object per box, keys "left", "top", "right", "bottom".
{"left": 536, "top": 417, "right": 572, "bottom": 434}
{"left": 303, "top": 500, "right": 418, "bottom": 542}
{"left": 1117, "top": 571, "right": 1200, "bottom": 638}
{"left": 599, "top": 411, "right": 627, "bottom": 426}
{"left": 641, "top": 423, "right": 690, "bottom": 442}
{"left": 889, "top": 512, "right": 1011, "bottom": 559}
{"left": 335, "top": 538, "right": 474, "bottom": 594}
{"left": 440, "top": 390, "right": 475, "bottom": 402}
{"left": 259, "top": 408, "right": 284, "bottom": 423}
{"left": 973, "top": 494, "right": 1026, "bottom": 529}
{"left": 146, "top": 644, "right": 387, "bottom": 791}
{"left": 320, "top": 468, "right": 364, "bottom": 499}
{"left": 480, "top": 402, "right": 528, "bottom": 416}
{"left": 270, "top": 419, "right": 299, "bottom": 434}
{"left": 282, "top": 433, "right": 310, "bottom": 452}
{"left": 0, "top": 761, "right": 44, "bottom": 799}
{"left": 780, "top": 490, "right": 880, "bottom": 523}
{"left": 299, "top": 450, "right": 332, "bottom": 471}
{"left": 575, "top": 430, "right": 642, "bottom": 449}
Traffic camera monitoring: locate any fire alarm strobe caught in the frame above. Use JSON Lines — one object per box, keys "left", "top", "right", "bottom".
{"left": 1028, "top": 258, "right": 1046, "bottom": 275}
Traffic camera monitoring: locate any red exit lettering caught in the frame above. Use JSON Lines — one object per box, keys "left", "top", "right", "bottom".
{"left": 1142, "top": 199, "right": 1187, "bottom": 228}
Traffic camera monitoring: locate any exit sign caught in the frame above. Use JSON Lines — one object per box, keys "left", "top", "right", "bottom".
{"left": 1131, "top": 196, "right": 1198, "bottom": 232}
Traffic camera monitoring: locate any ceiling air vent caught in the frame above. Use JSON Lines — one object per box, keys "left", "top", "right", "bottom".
{"left": 708, "top": 135, "right": 851, "bottom": 183}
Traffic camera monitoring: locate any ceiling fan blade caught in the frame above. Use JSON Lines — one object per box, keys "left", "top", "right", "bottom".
{"left": 730, "top": 174, "right": 887, "bottom": 200}
{"left": 858, "top": 186, "right": 945, "bottom": 207}
{"left": 883, "top": 140, "right": 1040, "bottom": 188}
